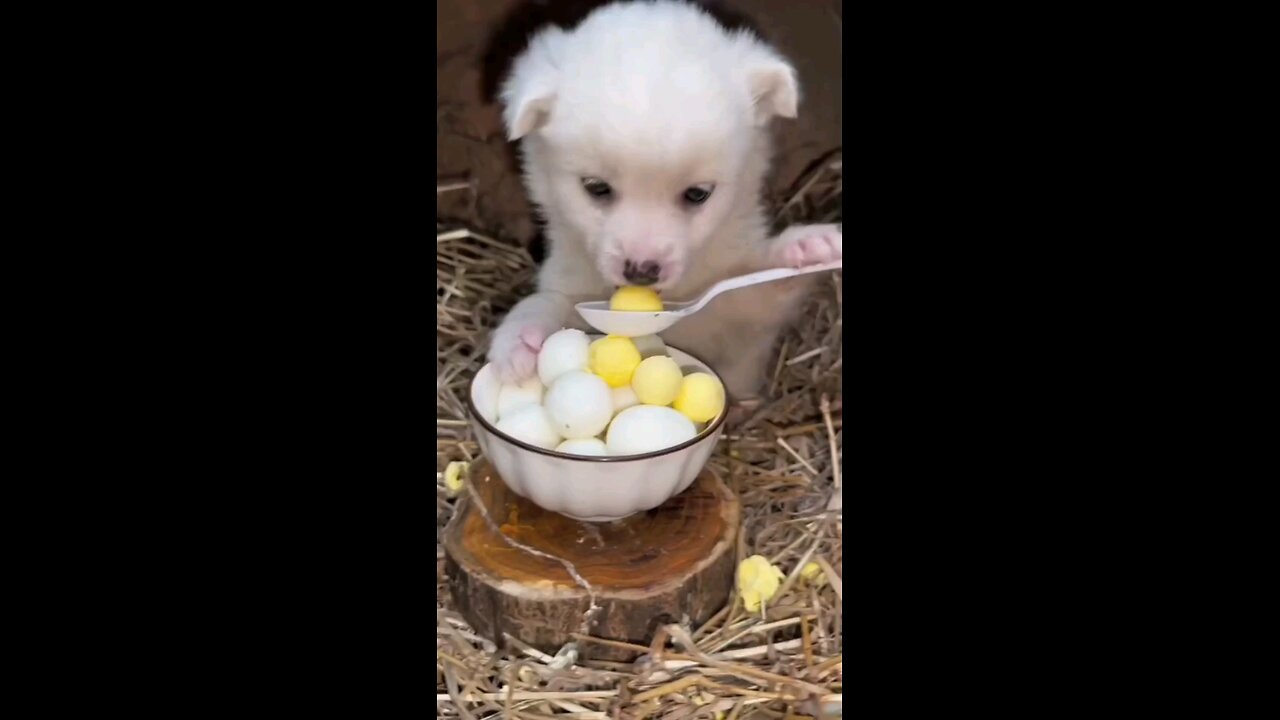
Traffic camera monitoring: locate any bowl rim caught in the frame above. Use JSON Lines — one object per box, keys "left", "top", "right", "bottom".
{"left": 466, "top": 344, "right": 729, "bottom": 463}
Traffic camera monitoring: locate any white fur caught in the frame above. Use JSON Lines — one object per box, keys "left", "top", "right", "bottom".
{"left": 489, "top": 0, "right": 841, "bottom": 402}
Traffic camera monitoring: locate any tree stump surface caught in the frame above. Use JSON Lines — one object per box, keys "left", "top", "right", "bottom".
{"left": 444, "top": 460, "right": 739, "bottom": 659}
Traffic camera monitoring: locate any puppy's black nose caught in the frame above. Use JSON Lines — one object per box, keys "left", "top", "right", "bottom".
{"left": 623, "top": 260, "right": 661, "bottom": 285}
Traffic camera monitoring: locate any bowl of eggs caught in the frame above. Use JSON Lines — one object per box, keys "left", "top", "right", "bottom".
{"left": 468, "top": 290, "right": 728, "bottom": 522}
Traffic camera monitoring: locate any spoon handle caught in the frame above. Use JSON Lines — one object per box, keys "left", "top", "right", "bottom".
{"left": 684, "top": 259, "right": 843, "bottom": 315}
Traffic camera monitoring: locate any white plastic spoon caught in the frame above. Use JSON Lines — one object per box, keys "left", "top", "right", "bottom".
{"left": 575, "top": 259, "right": 842, "bottom": 337}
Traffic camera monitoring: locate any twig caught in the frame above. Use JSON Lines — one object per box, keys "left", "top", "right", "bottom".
{"left": 813, "top": 557, "right": 842, "bottom": 601}
{"left": 717, "top": 637, "right": 803, "bottom": 660}
{"left": 801, "top": 616, "right": 814, "bottom": 668}
{"left": 438, "top": 179, "right": 472, "bottom": 194}
{"left": 708, "top": 617, "right": 804, "bottom": 654}
{"left": 820, "top": 394, "right": 841, "bottom": 491}
{"left": 775, "top": 437, "right": 820, "bottom": 477}
{"left": 630, "top": 675, "right": 702, "bottom": 704}
{"left": 437, "top": 690, "right": 618, "bottom": 702}
{"left": 664, "top": 624, "right": 832, "bottom": 699}
{"left": 784, "top": 347, "right": 826, "bottom": 366}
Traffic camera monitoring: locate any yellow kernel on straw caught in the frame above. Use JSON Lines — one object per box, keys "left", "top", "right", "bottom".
{"left": 736, "top": 554, "right": 785, "bottom": 612}
{"left": 800, "top": 561, "right": 828, "bottom": 587}
{"left": 444, "top": 461, "right": 469, "bottom": 498}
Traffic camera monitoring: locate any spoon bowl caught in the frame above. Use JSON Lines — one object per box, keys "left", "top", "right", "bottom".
{"left": 574, "top": 302, "right": 691, "bottom": 337}
{"left": 575, "top": 259, "right": 842, "bottom": 336}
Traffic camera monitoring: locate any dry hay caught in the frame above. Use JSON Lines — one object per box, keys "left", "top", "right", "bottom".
{"left": 437, "top": 152, "right": 843, "bottom": 719}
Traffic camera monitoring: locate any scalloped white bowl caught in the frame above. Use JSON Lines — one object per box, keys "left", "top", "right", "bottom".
{"left": 468, "top": 344, "right": 727, "bottom": 522}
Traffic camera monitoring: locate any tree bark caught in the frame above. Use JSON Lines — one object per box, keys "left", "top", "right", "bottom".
{"left": 444, "top": 460, "right": 739, "bottom": 660}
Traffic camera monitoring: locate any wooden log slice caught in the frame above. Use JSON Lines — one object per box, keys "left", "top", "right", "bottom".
{"left": 444, "top": 460, "right": 739, "bottom": 660}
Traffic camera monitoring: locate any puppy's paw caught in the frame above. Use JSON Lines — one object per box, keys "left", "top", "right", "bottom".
{"left": 489, "top": 324, "right": 548, "bottom": 383}
{"left": 724, "top": 398, "right": 761, "bottom": 429}
{"left": 771, "top": 224, "right": 842, "bottom": 268}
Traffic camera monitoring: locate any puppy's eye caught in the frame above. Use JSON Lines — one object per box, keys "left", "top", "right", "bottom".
{"left": 683, "top": 184, "right": 714, "bottom": 205}
{"left": 582, "top": 178, "right": 613, "bottom": 199}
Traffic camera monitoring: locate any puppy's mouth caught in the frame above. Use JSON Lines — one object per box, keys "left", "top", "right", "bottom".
{"left": 600, "top": 259, "right": 681, "bottom": 291}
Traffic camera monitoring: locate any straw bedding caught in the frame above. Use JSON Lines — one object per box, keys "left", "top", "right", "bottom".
{"left": 437, "top": 150, "right": 843, "bottom": 718}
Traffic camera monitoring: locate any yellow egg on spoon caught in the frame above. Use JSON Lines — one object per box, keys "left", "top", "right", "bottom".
{"left": 609, "top": 286, "right": 664, "bottom": 312}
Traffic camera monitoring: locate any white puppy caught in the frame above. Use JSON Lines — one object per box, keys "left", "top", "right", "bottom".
{"left": 488, "top": 0, "right": 841, "bottom": 405}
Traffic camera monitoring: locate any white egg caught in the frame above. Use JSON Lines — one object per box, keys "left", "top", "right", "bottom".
{"left": 606, "top": 405, "right": 697, "bottom": 456}
{"left": 555, "top": 438, "right": 608, "bottom": 456}
{"left": 496, "top": 375, "right": 544, "bottom": 420}
{"left": 472, "top": 363, "right": 501, "bottom": 424}
{"left": 495, "top": 404, "right": 561, "bottom": 449}
{"left": 544, "top": 370, "right": 613, "bottom": 439}
{"left": 611, "top": 384, "right": 639, "bottom": 414}
{"left": 537, "top": 328, "right": 590, "bottom": 386}
{"left": 631, "top": 334, "right": 669, "bottom": 359}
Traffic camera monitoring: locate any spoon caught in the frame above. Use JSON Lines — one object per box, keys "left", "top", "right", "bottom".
{"left": 575, "top": 259, "right": 842, "bottom": 337}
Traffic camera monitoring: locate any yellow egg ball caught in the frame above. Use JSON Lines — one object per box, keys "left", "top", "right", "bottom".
{"left": 589, "top": 336, "right": 642, "bottom": 387}
{"left": 631, "top": 356, "right": 683, "bottom": 406}
{"left": 609, "top": 285, "right": 664, "bottom": 312}
{"left": 673, "top": 372, "right": 725, "bottom": 423}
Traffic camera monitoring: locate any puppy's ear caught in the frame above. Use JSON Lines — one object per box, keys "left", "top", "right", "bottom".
{"left": 747, "top": 59, "right": 799, "bottom": 124}
{"left": 500, "top": 28, "right": 565, "bottom": 141}
{"left": 504, "top": 93, "right": 555, "bottom": 141}
{"left": 733, "top": 32, "right": 800, "bottom": 125}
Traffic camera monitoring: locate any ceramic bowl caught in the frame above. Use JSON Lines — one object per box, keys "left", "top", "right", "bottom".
{"left": 467, "top": 344, "right": 727, "bottom": 522}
